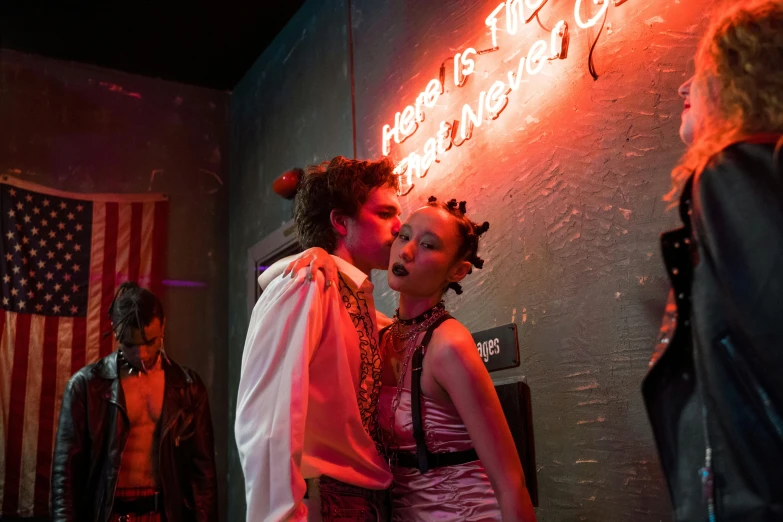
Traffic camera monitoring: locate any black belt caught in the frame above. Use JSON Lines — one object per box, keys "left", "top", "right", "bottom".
{"left": 113, "top": 492, "right": 164, "bottom": 515}
{"left": 389, "top": 448, "right": 479, "bottom": 470}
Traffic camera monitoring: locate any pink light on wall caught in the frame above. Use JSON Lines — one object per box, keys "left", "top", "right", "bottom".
{"left": 378, "top": 0, "right": 638, "bottom": 196}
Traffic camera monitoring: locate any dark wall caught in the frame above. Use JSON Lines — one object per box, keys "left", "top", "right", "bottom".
{"left": 0, "top": 49, "right": 229, "bottom": 520}
{"left": 226, "top": 2, "right": 354, "bottom": 520}
{"left": 228, "top": 0, "right": 717, "bottom": 520}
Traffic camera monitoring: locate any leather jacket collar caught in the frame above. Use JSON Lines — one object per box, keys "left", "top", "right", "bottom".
{"left": 92, "top": 350, "right": 193, "bottom": 387}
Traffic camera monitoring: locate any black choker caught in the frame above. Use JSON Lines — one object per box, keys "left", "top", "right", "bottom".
{"left": 118, "top": 348, "right": 160, "bottom": 375}
{"left": 394, "top": 300, "right": 446, "bottom": 326}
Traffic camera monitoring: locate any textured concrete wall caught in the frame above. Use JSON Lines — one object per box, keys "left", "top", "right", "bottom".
{"left": 0, "top": 49, "right": 229, "bottom": 521}
{"left": 228, "top": 0, "right": 718, "bottom": 519}
{"left": 354, "top": 1, "right": 714, "bottom": 519}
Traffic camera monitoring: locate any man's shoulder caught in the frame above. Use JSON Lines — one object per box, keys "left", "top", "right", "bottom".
{"left": 265, "top": 267, "right": 322, "bottom": 295}
{"left": 71, "top": 352, "right": 112, "bottom": 379}
{"left": 66, "top": 366, "right": 93, "bottom": 388}
{"left": 245, "top": 270, "right": 346, "bottom": 347}
{"left": 64, "top": 354, "right": 111, "bottom": 394}
{"left": 256, "top": 268, "right": 339, "bottom": 312}
{"left": 694, "top": 140, "right": 783, "bottom": 227}
{"left": 158, "top": 356, "right": 202, "bottom": 385}
{"left": 698, "top": 140, "right": 781, "bottom": 196}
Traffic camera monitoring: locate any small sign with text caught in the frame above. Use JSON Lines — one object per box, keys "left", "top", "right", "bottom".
{"left": 471, "top": 323, "right": 521, "bottom": 373}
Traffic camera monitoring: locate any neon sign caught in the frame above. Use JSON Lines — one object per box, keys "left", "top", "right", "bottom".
{"left": 574, "top": 0, "right": 610, "bottom": 29}
{"left": 382, "top": 0, "right": 623, "bottom": 195}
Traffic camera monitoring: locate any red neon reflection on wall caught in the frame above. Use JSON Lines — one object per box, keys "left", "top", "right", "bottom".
{"left": 381, "top": 0, "right": 622, "bottom": 196}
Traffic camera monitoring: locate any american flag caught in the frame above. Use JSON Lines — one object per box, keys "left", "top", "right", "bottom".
{"left": 0, "top": 178, "right": 168, "bottom": 518}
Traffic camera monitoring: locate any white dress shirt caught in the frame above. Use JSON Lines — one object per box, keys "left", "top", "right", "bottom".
{"left": 236, "top": 256, "right": 392, "bottom": 522}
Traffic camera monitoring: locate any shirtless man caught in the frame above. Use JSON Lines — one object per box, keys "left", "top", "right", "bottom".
{"left": 52, "top": 282, "right": 218, "bottom": 522}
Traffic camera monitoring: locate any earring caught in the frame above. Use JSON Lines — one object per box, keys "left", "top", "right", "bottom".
{"left": 160, "top": 337, "right": 171, "bottom": 364}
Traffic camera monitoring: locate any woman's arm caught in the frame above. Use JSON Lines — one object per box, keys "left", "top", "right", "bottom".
{"left": 257, "top": 255, "right": 298, "bottom": 290}
{"left": 428, "top": 322, "right": 536, "bottom": 521}
{"left": 257, "top": 248, "right": 337, "bottom": 291}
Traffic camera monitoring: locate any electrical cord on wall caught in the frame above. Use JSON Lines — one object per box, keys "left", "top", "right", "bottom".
{"left": 536, "top": 12, "right": 551, "bottom": 33}
{"left": 528, "top": 0, "right": 549, "bottom": 26}
{"left": 588, "top": 4, "right": 610, "bottom": 80}
{"left": 346, "top": 0, "right": 358, "bottom": 158}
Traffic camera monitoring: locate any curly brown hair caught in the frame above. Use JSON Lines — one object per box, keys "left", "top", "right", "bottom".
{"left": 670, "top": 0, "right": 783, "bottom": 196}
{"left": 294, "top": 156, "right": 397, "bottom": 251}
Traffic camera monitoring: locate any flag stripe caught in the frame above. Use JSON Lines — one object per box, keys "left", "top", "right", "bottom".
{"left": 99, "top": 203, "right": 119, "bottom": 358}
{"left": 85, "top": 203, "right": 106, "bottom": 366}
{"left": 0, "top": 312, "right": 10, "bottom": 508}
{"left": 138, "top": 203, "right": 155, "bottom": 289}
{"left": 54, "top": 317, "right": 74, "bottom": 448}
{"left": 115, "top": 203, "right": 132, "bottom": 287}
{"left": 129, "top": 203, "right": 143, "bottom": 285}
{"left": 70, "top": 317, "right": 86, "bottom": 377}
{"left": 150, "top": 202, "right": 167, "bottom": 297}
{"left": 33, "top": 315, "right": 59, "bottom": 513}
{"left": 19, "top": 314, "right": 46, "bottom": 515}
{"left": 2, "top": 312, "right": 31, "bottom": 514}
{"left": 0, "top": 183, "right": 167, "bottom": 517}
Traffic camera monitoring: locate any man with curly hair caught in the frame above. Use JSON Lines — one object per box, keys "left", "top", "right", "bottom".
{"left": 236, "top": 156, "right": 402, "bottom": 521}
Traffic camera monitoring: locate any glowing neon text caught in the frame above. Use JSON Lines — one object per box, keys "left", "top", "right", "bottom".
{"left": 381, "top": 0, "right": 619, "bottom": 194}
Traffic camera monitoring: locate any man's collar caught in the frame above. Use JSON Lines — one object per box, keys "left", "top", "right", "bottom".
{"left": 93, "top": 350, "right": 192, "bottom": 387}
{"left": 332, "top": 255, "right": 369, "bottom": 288}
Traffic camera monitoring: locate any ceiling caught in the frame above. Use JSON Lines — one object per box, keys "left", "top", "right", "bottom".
{"left": 0, "top": 1, "right": 307, "bottom": 90}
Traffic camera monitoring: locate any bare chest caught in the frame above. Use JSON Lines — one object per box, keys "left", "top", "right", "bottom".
{"left": 121, "top": 370, "right": 165, "bottom": 428}
{"left": 382, "top": 333, "right": 451, "bottom": 403}
{"left": 382, "top": 334, "right": 409, "bottom": 387}
{"left": 118, "top": 370, "right": 165, "bottom": 488}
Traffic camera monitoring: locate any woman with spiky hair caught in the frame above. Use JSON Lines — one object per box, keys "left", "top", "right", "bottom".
{"left": 376, "top": 197, "right": 535, "bottom": 521}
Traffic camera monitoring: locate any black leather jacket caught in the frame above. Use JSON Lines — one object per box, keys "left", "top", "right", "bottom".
{"left": 643, "top": 136, "right": 783, "bottom": 521}
{"left": 51, "top": 351, "right": 218, "bottom": 522}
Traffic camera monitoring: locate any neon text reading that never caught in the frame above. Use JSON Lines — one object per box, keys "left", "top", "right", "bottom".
{"left": 381, "top": 0, "right": 613, "bottom": 195}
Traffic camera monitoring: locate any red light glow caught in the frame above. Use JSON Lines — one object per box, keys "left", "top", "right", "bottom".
{"left": 381, "top": 0, "right": 628, "bottom": 196}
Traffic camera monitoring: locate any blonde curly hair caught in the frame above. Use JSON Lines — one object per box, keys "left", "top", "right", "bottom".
{"left": 669, "top": 0, "right": 783, "bottom": 197}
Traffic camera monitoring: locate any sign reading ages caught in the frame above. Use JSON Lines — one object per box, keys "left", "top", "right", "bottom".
{"left": 471, "top": 322, "right": 521, "bottom": 373}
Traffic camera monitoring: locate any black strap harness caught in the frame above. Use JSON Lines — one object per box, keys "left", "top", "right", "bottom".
{"left": 386, "top": 314, "right": 479, "bottom": 473}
